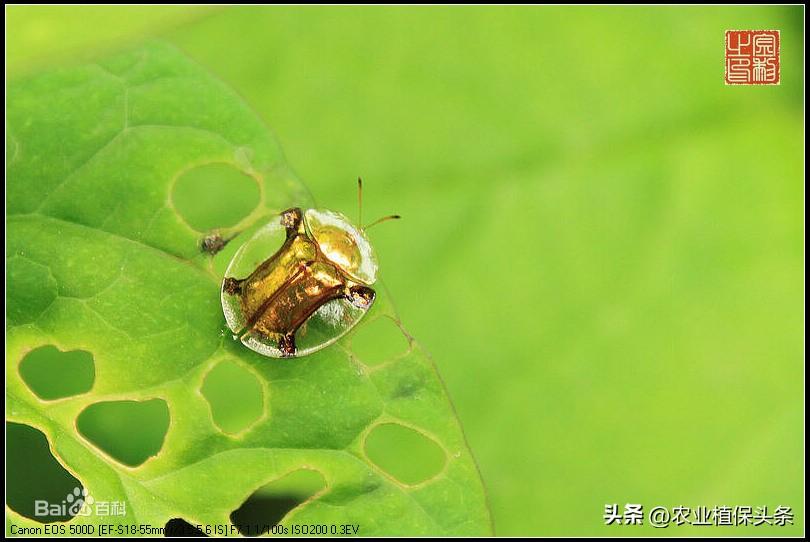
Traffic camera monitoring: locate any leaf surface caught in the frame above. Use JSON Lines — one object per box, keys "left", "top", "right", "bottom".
{"left": 6, "top": 41, "right": 491, "bottom": 536}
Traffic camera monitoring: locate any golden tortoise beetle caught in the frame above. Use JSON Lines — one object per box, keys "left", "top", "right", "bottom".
{"left": 221, "top": 179, "right": 399, "bottom": 358}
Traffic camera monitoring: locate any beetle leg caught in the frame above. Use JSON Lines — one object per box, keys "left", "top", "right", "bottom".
{"left": 277, "top": 333, "right": 297, "bottom": 357}
{"left": 280, "top": 207, "right": 303, "bottom": 237}
{"left": 346, "top": 285, "right": 375, "bottom": 309}
{"left": 223, "top": 277, "right": 243, "bottom": 295}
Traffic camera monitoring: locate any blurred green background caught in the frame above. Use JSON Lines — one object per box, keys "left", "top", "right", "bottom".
{"left": 7, "top": 5, "right": 804, "bottom": 536}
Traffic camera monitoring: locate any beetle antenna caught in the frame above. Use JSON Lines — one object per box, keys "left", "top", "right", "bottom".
{"left": 357, "top": 177, "right": 363, "bottom": 228}
{"left": 363, "top": 214, "right": 401, "bottom": 231}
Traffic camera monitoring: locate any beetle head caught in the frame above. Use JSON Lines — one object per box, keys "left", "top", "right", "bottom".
{"left": 304, "top": 208, "right": 378, "bottom": 285}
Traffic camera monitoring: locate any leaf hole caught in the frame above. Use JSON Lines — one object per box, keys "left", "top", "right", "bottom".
{"left": 230, "top": 469, "right": 326, "bottom": 536}
{"left": 364, "top": 423, "right": 446, "bottom": 485}
{"left": 201, "top": 360, "right": 265, "bottom": 435}
{"left": 172, "top": 162, "right": 260, "bottom": 231}
{"left": 164, "top": 518, "right": 207, "bottom": 537}
{"left": 19, "top": 345, "right": 95, "bottom": 400}
{"left": 76, "top": 399, "right": 169, "bottom": 467}
{"left": 7, "top": 422, "right": 85, "bottom": 523}
{"left": 350, "top": 316, "right": 411, "bottom": 366}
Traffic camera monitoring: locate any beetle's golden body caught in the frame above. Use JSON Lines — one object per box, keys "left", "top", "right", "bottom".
{"left": 223, "top": 207, "right": 376, "bottom": 357}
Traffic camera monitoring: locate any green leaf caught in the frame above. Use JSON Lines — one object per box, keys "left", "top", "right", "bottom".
{"left": 7, "top": 41, "right": 491, "bottom": 536}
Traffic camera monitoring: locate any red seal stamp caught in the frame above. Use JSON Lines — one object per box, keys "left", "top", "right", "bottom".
{"left": 725, "top": 30, "right": 780, "bottom": 85}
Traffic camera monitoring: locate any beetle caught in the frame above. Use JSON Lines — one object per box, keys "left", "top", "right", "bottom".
{"left": 221, "top": 179, "right": 398, "bottom": 358}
